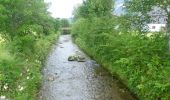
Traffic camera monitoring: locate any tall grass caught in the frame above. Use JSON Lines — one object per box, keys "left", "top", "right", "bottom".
{"left": 0, "top": 33, "right": 58, "bottom": 99}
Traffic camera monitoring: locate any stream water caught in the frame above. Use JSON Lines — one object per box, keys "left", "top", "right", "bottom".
{"left": 39, "top": 35, "right": 136, "bottom": 100}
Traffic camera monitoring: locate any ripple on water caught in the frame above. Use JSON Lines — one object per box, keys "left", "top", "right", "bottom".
{"left": 39, "top": 35, "right": 137, "bottom": 100}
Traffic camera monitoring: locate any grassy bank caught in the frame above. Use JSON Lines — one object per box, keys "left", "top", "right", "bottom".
{"left": 0, "top": 33, "right": 58, "bottom": 99}
{"left": 71, "top": 18, "right": 170, "bottom": 99}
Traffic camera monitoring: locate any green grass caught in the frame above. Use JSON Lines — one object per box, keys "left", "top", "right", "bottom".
{"left": 0, "top": 33, "right": 59, "bottom": 100}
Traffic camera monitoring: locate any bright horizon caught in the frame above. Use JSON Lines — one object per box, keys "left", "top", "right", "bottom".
{"left": 44, "top": 0, "right": 83, "bottom": 18}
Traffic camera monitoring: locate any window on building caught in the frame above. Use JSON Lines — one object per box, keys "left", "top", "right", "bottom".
{"left": 152, "top": 26, "right": 156, "bottom": 29}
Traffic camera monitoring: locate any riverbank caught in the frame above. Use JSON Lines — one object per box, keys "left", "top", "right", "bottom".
{"left": 71, "top": 18, "right": 170, "bottom": 99}
{"left": 0, "top": 33, "right": 58, "bottom": 100}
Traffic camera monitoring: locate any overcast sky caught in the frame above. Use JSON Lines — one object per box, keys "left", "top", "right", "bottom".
{"left": 114, "top": 0, "right": 124, "bottom": 15}
{"left": 44, "top": 0, "right": 83, "bottom": 18}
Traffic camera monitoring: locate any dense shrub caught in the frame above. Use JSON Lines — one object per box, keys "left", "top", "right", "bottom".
{"left": 0, "top": 33, "right": 58, "bottom": 99}
{"left": 0, "top": 47, "right": 23, "bottom": 95}
{"left": 72, "top": 18, "right": 170, "bottom": 99}
{"left": 0, "top": 0, "right": 60, "bottom": 99}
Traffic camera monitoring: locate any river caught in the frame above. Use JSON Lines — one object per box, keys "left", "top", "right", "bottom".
{"left": 39, "top": 35, "right": 136, "bottom": 100}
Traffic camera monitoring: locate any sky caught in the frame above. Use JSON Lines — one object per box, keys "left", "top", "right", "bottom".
{"left": 114, "top": 0, "right": 124, "bottom": 15}
{"left": 44, "top": 0, "right": 83, "bottom": 18}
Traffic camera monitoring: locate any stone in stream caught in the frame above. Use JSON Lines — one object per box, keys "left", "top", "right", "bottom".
{"left": 68, "top": 55, "right": 77, "bottom": 61}
{"left": 77, "top": 56, "right": 86, "bottom": 62}
{"left": 47, "top": 76, "right": 55, "bottom": 81}
{"left": 68, "top": 55, "right": 86, "bottom": 62}
{"left": 47, "top": 74, "right": 59, "bottom": 81}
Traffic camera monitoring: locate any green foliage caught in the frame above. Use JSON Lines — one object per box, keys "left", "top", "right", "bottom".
{"left": 54, "top": 18, "right": 61, "bottom": 32}
{"left": 0, "top": 46, "right": 23, "bottom": 98}
{"left": 60, "top": 19, "right": 70, "bottom": 28}
{"left": 0, "top": 0, "right": 57, "bottom": 39}
{"left": 87, "top": 0, "right": 114, "bottom": 17}
{"left": 35, "top": 34, "right": 58, "bottom": 60}
{"left": 73, "top": 0, "right": 114, "bottom": 20}
{"left": 0, "top": 33, "right": 58, "bottom": 99}
{"left": 72, "top": 0, "right": 170, "bottom": 99}
{"left": 73, "top": 2, "right": 89, "bottom": 19}
{"left": 0, "top": 0, "right": 59, "bottom": 99}
{"left": 124, "top": 0, "right": 170, "bottom": 33}
{"left": 9, "top": 35, "right": 35, "bottom": 57}
{"left": 72, "top": 17, "right": 170, "bottom": 99}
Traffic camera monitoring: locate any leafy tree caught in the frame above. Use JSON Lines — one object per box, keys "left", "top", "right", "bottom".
{"left": 54, "top": 18, "right": 61, "bottom": 31}
{"left": 124, "top": 0, "right": 170, "bottom": 33}
{"left": 0, "top": 0, "right": 58, "bottom": 99}
{"left": 60, "top": 19, "right": 70, "bottom": 28}
{"left": 73, "top": 0, "right": 114, "bottom": 20}
{"left": 0, "top": 0, "right": 56, "bottom": 39}
{"left": 72, "top": 2, "right": 89, "bottom": 20}
{"left": 87, "top": 0, "right": 114, "bottom": 17}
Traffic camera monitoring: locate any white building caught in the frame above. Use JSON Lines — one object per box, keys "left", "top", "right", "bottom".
{"left": 114, "top": 1, "right": 168, "bottom": 32}
{"left": 147, "top": 7, "right": 167, "bottom": 32}
{"left": 147, "top": 24, "right": 166, "bottom": 32}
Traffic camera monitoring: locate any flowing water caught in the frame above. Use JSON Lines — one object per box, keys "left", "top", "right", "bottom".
{"left": 39, "top": 35, "right": 136, "bottom": 100}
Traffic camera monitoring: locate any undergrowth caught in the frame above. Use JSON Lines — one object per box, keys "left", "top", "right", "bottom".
{"left": 72, "top": 18, "right": 170, "bottom": 100}
{"left": 0, "top": 33, "right": 58, "bottom": 99}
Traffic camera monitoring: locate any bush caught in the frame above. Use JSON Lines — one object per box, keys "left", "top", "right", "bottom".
{"left": 8, "top": 35, "right": 36, "bottom": 58}
{"left": 0, "top": 33, "right": 58, "bottom": 99}
{"left": 72, "top": 18, "right": 170, "bottom": 99}
{"left": 0, "top": 46, "right": 23, "bottom": 97}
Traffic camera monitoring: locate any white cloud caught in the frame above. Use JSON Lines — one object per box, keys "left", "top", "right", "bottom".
{"left": 44, "top": 0, "right": 83, "bottom": 18}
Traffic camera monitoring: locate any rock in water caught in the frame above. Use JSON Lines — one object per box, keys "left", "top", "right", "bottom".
{"left": 48, "top": 76, "right": 54, "bottom": 81}
{"left": 68, "top": 55, "right": 77, "bottom": 61}
{"left": 77, "top": 56, "right": 86, "bottom": 62}
{"left": 68, "top": 55, "right": 86, "bottom": 62}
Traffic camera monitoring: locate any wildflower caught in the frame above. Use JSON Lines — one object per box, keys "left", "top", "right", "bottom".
{"left": 26, "top": 69, "right": 30, "bottom": 72}
{"left": 3, "top": 84, "right": 8, "bottom": 90}
{"left": 18, "top": 85, "right": 24, "bottom": 91}
{"left": 27, "top": 76, "right": 30, "bottom": 80}
{"left": 26, "top": 59, "right": 29, "bottom": 62}
{"left": 20, "top": 73, "right": 23, "bottom": 76}
{"left": 35, "top": 60, "right": 41, "bottom": 63}
{"left": 0, "top": 96, "right": 6, "bottom": 99}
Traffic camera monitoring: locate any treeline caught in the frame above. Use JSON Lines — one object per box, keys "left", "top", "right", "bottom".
{"left": 72, "top": 0, "right": 170, "bottom": 99}
{"left": 0, "top": 0, "right": 60, "bottom": 99}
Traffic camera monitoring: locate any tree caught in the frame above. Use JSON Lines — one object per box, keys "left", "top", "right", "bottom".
{"left": 124, "top": 0, "right": 170, "bottom": 33}
{"left": 73, "top": 0, "right": 114, "bottom": 19}
{"left": 0, "top": 0, "right": 56, "bottom": 39}
{"left": 87, "top": 0, "right": 114, "bottom": 18}
{"left": 54, "top": 18, "right": 61, "bottom": 31}
{"left": 72, "top": 2, "right": 89, "bottom": 20}
{"left": 60, "top": 19, "right": 70, "bottom": 28}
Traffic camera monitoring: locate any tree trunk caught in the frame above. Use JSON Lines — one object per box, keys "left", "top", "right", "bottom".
{"left": 167, "top": 13, "right": 170, "bottom": 50}
{"left": 167, "top": 14, "right": 170, "bottom": 33}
